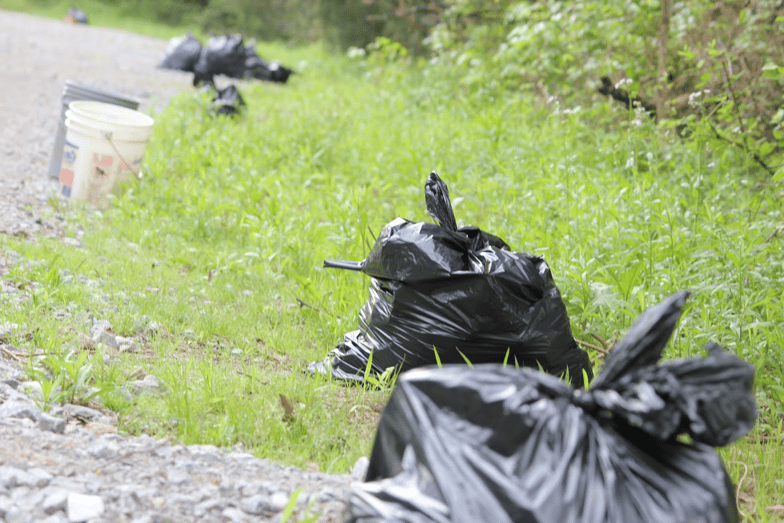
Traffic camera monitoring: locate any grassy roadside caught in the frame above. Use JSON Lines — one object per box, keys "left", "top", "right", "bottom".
{"left": 1, "top": 5, "right": 783, "bottom": 521}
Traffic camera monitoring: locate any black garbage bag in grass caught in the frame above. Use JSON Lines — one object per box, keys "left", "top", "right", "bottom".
{"left": 244, "top": 39, "right": 295, "bottom": 84}
{"left": 212, "top": 84, "right": 245, "bottom": 117}
{"left": 309, "top": 172, "right": 593, "bottom": 387}
{"left": 193, "top": 34, "right": 247, "bottom": 87}
{"left": 161, "top": 33, "right": 295, "bottom": 86}
{"left": 159, "top": 33, "right": 202, "bottom": 72}
{"left": 346, "top": 291, "right": 756, "bottom": 523}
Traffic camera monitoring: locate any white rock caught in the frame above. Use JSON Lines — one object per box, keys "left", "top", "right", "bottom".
{"left": 87, "top": 439, "right": 119, "bottom": 460}
{"left": 5, "top": 505, "right": 34, "bottom": 523}
{"left": 239, "top": 493, "right": 269, "bottom": 515}
{"left": 62, "top": 404, "right": 102, "bottom": 420}
{"left": 90, "top": 320, "right": 117, "bottom": 348}
{"left": 165, "top": 468, "right": 190, "bottom": 484}
{"left": 222, "top": 507, "right": 248, "bottom": 522}
{"left": 90, "top": 320, "right": 112, "bottom": 338}
{"left": 66, "top": 493, "right": 104, "bottom": 522}
{"left": 37, "top": 412, "right": 66, "bottom": 434}
{"left": 0, "top": 495, "right": 14, "bottom": 517}
{"left": 117, "top": 338, "right": 138, "bottom": 353}
{"left": 126, "top": 374, "right": 162, "bottom": 395}
{"left": 351, "top": 456, "right": 370, "bottom": 481}
{"left": 42, "top": 490, "right": 68, "bottom": 514}
{"left": 269, "top": 491, "right": 290, "bottom": 512}
{"left": 18, "top": 467, "right": 52, "bottom": 488}
{"left": 0, "top": 399, "right": 41, "bottom": 422}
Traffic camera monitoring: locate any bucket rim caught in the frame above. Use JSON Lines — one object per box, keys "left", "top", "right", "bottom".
{"left": 68, "top": 101, "right": 154, "bottom": 128}
{"left": 65, "top": 115, "right": 154, "bottom": 142}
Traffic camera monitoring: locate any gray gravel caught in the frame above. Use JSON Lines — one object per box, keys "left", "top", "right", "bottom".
{"left": 0, "top": 8, "right": 194, "bottom": 236}
{"left": 0, "top": 9, "right": 358, "bottom": 522}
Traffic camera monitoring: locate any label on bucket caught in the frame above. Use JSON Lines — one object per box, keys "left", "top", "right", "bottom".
{"left": 88, "top": 154, "right": 117, "bottom": 203}
{"left": 59, "top": 139, "right": 79, "bottom": 197}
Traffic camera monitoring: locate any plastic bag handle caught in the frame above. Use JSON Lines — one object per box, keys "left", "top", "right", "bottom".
{"left": 425, "top": 172, "right": 458, "bottom": 231}
{"left": 323, "top": 260, "right": 364, "bottom": 271}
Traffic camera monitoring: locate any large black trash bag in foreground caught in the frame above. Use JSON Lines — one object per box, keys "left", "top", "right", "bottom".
{"left": 309, "top": 172, "right": 593, "bottom": 387}
{"left": 345, "top": 291, "right": 756, "bottom": 523}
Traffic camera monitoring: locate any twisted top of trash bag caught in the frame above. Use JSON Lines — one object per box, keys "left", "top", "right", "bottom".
{"left": 323, "top": 172, "right": 511, "bottom": 281}
{"left": 569, "top": 291, "right": 756, "bottom": 447}
{"left": 425, "top": 172, "right": 458, "bottom": 232}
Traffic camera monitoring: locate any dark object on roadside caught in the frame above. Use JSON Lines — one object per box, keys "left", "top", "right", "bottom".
{"left": 176, "top": 34, "right": 295, "bottom": 87}
{"left": 244, "top": 39, "right": 294, "bottom": 83}
{"left": 347, "top": 291, "right": 756, "bottom": 523}
{"left": 599, "top": 76, "right": 657, "bottom": 116}
{"left": 159, "top": 33, "right": 203, "bottom": 73}
{"left": 193, "top": 34, "right": 247, "bottom": 87}
{"left": 212, "top": 84, "right": 245, "bottom": 116}
{"left": 309, "top": 172, "right": 593, "bottom": 388}
{"left": 66, "top": 7, "right": 88, "bottom": 24}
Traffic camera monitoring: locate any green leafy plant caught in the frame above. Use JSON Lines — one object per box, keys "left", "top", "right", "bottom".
{"left": 34, "top": 374, "right": 64, "bottom": 413}
{"left": 24, "top": 346, "right": 110, "bottom": 411}
{"left": 362, "top": 351, "right": 399, "bottom": 390}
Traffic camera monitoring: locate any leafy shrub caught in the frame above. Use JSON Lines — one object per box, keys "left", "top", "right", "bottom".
{"left": 420, "top": 0, "right": 784, "bottom": 176}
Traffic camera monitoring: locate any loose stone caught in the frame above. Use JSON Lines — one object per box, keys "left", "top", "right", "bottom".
{"left": 66, "top": 492, "right": 105, "bottom": 522}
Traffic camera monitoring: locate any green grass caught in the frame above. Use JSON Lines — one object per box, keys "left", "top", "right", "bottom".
{"left": 1, "top": 6, "right": 783, "bottom": 521}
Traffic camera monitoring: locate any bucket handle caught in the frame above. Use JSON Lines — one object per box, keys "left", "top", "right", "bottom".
{"left": 103, "top": 131, "right": 144, "bottom": 180}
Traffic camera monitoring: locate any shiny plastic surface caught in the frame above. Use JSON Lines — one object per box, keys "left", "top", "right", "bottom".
{"left": 346, "top": 292, "right": 756, "bottom": 523}
{"left": 311, "top": 172, "right": 593, "bottom": 387}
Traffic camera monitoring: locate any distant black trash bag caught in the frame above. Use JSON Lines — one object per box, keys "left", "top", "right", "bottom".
{"left": 309, "top": 172, "right": 593, "bottom": 387}
{"left": 347, "top": 291, "right": 756, "bottom": 523}
{"left": 159, "top": 33, "right": 203, "bottom": 72}
{"left": 244, "top": 39, "right": 294, "bottom": 83}
{"left": 193, "top": 34, "right": 247, "bottom": 86}
{"left": 212, "top": 84, "right": 245, "bottom": 116}
{"left": 66, "top": 7, "right": 88, "bottom": 24}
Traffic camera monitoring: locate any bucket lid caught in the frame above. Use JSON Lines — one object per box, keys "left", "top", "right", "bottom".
{"left": 68, "top": 101, "right": 154, "bottom": 129}
{"left": 62, "top": 93, "right": 140, "bottom": 110}
{"left": 63, "top": 81, "right": 142, "bottom": 106}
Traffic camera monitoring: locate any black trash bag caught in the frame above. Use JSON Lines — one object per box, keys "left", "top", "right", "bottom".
{"left": 66, "top": 7, "right": 88, "bottom": 24}
{"left": 309, "top": 172, "right": 593, "bottom": 388}
{"left": 243, "top": 39, "right": 295, "bottom": 83}
{"left": 193, "top": 34, "right": 247, "bottom": 87}
{"left": 212, "top": 84, "right": 246, "bottom": 117}
{"left": 159, "top": 33, "right": 203, "bottom": 72}
{"left": 346, "top": 291, "right": 756, "bottom": 523}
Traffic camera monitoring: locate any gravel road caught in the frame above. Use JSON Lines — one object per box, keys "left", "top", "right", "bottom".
{"left": 0, "top": 8, "right": 194, "bottom": 236}
{"left": 0, "top": 9, "right": 357, "bottom": 522}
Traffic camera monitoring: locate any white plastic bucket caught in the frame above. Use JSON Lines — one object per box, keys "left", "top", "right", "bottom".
{"left": 59, "top": 101, "right": 154, "bottom": 208}
{"left": 48, "top": 81, "right": 141, "bottom": 179}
